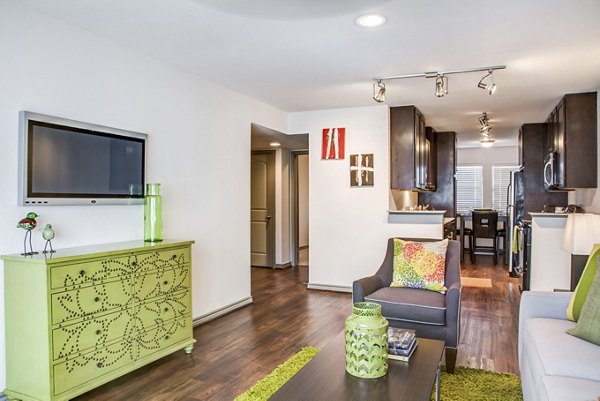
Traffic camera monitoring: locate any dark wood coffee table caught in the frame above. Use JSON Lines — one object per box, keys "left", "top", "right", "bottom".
{"left": 270, "top": 331, "right": 444, "bottom": 401}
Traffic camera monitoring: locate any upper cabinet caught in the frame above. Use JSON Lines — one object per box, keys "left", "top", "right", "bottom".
{"left": 544, "top": 92, "right": 597, "bottom": 189}
{"left": 390, "top": 106, "right": 436, "bottom": 191}
{"left": 520, "top": 123, "right": 567, "bottom": 217}
{"left": 419, "top": 131, "right": 456, "bottom": 217}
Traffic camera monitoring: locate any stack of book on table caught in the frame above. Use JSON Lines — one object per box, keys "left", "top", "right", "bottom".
{"left": 387, "top": 327, "right": 417, "bottom": 362}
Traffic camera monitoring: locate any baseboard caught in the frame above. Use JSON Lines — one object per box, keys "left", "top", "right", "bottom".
{"left": 192, "top": 297, "right": 253, "bottom": 326}
{"left": 307, "top": 283, "right": 352, "bottom": 293}
{"left": 274, "top": 262, "right": 292, "bottom": 269}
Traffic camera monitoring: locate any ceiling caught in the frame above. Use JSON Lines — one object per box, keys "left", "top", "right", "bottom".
{"left": 18, "top": 0, "right": 600, "bottom": 147}
{"left": 251, "top": 123, "right": 308, "bottom": 151}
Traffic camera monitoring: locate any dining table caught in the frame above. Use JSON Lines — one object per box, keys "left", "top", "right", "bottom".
{"left": 458, "top": 212, "right": 509, "bottom": 264}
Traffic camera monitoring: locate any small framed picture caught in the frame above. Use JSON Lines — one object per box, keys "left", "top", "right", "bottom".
{"left": 350, "top": 154, "right": 374, "bottom": 187}
{"left": 322, "top": 128, "right": 345, "bottom": 160}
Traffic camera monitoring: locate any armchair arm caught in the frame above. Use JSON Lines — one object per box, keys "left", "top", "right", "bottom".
{"left": 352, "top": 275, "right": 385, "bottom": 303}
{"left": 445, "top": 280, "right": 462, "bottom": 348}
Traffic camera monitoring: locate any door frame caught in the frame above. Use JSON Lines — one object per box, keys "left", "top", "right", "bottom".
{"left": 291, "top": 150, "right": 308, "bottom": 267}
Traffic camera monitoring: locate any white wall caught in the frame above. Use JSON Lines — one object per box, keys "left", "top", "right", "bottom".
{"left": 0, "top": 1, "right": 287, "bottom": 388}
{"left": 457, "top": 146, "right": 520, "bottom": 208}
{"left": 298, "top": 154, "right": 309, "bottom": 247}
{"left": 289, "top": 105, "right": 444, "bottom": 290}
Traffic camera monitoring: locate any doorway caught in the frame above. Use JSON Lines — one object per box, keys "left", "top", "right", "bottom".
{"left": 250, "top": 123, "right": 308, "bottom": 270}
{"left": 250, "top": 151, "right": 275, "bottom": 267}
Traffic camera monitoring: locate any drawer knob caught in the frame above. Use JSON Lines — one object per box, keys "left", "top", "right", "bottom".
{"left": 79, "top": 270, "right": 86, "bottom": 277}
{"left": 164, "top": 307, "right": 169, "bottom": 313}
{"left": 131, "top": 261, "right": 137, "bottom": 267}
{"left": 164, "top": 335, "right": 170, "bottom": 340}
{"left": 94, "top": 297, "right": 101, "bottom": 302}
{"left": 163, "top": 280, "right": 168, "bottom": 285}
{"left": 96, "top": 362, "right": 103, "bottom": 368}
{"left": 95, "top": 329, "right": 102, "bottom": 335}
{"left": 171, "top": 254, "right": 177, "bottom": 260}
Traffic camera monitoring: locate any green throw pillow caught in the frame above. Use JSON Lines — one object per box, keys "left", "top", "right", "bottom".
{"left": 390, "top": 239, "right": 448, "bottom": 293}
{"left": 566, "top": 244, "right": 600, "bottom": 321}
{"left": 566, "top": 257, "right": 600, "bottom": 345}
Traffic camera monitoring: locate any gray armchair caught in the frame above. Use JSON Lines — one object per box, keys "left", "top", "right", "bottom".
{"left": 353, "top": 237, "right": 462, "bottom": 373}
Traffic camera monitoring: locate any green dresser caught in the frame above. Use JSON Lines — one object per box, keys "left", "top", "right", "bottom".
{"left": 2, "top": 240, "right": 195, "bottom": 401}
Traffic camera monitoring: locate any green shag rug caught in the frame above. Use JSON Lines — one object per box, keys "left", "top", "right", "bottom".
{"left": 235, "top": 348, "right": 523, "bottom": 401}
{"left": 234, "top": 347, "right": 320, "bottom": 401}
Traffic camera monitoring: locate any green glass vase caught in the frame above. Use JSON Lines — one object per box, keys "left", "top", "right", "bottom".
{"left": 344, "top": 302, "right": 389, "bottom": 378}
{"left": 144, "top": 183, "right": 163, "bottom": 242}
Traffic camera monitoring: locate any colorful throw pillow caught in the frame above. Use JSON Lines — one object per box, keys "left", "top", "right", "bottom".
{"left": 390, "top": 239, "right": 448, "bottom": 293}
{"left": 566, "top": 256, "right": 600, "bottom": 345}
{"left": 566, "top": 244, "right": 600, "bottom": 321}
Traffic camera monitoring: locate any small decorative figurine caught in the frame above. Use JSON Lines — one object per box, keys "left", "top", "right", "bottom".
{"left": 41, "top": 224, "right": 56, "bottom": 254}
{"left": 17, "top": 212, "right": 39, "bottom": 256}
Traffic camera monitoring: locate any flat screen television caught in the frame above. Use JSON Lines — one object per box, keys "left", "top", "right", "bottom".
{"left": 19, "top": 111, "right": 147, "bottom": 206}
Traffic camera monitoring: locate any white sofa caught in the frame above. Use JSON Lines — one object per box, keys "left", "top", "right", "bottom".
{"left": 519, "top": 291, "right": 600, "bottom": 401}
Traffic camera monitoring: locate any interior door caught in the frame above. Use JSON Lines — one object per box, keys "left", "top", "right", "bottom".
{"left": 251, "top": 151, "right": 275, "bottom": 267}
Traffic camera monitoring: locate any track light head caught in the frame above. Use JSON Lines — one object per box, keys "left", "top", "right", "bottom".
{"left": 478, "top": 112, "right": 495, "bottom": 146}
{"left": 372, "top": 80, "right": 386, "bottom": 103}
{"left": 435, "top": 74, "right": 448, "bottom": 97}
{"left": 478, "top": 70, "right": 497, "bottom": 95}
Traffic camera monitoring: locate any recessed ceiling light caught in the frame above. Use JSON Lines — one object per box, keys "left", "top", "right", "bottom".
{"left": 355, "top": 14, "right": 386, "bottom": 28}
{"left": 270, "top": 142, "right": 281, "bottom": 147}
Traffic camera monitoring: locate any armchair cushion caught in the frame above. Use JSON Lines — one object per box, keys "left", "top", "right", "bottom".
{"left": 365, "top": 287, "right": 446, "bottom": 326}
{"left": 390, "top": 238, "right": 448, "bottom": 293}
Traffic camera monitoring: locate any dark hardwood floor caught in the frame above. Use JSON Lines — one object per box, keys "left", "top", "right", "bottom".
{"left": 74, "top": 251, "right": 521, "bottom": 401}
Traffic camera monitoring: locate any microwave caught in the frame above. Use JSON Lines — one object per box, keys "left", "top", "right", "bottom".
{"left": 543, "top": 151, "right": 558, "bottom": 190}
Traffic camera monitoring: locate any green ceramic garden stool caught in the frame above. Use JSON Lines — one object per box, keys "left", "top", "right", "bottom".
{"left": 344, "top": 302, "right": 389, "bottom": 378}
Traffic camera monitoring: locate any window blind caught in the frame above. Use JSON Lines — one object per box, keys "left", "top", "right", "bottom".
{"left": 456, "top": 165, "right": 483, "bottom": 214}
{"left": 492, "top": 165, "right": 521, "bottom": 212}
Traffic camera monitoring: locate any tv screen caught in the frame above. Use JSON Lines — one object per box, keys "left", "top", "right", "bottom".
{"left": 19, "top": 111, "right": 147, "bottom": 206}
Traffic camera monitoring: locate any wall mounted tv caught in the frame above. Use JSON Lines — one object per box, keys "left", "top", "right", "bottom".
{"left": 19, "top": 111, "right": 147, "bottom": 206}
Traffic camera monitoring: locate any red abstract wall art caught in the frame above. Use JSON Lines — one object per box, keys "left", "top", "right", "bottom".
{"left": 322, "top": 128, "right": 345, "bottom": 160}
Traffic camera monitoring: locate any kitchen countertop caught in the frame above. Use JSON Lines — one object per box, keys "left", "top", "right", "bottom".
{"left": 529, "top": 212, "right": 569, "bottom": 218}
{"left": 387, "top": 210, "right": 447, "bottom": 215}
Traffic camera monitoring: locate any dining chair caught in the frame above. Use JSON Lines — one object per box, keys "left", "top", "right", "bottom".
{"left": 470, "top": 210, "right": 499, "bottom": 264}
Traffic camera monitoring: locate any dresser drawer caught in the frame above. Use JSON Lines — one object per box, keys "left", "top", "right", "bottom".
{"left": 51, "top": 255, "right": 136, "bottom": 290}
{"left": 135, "top": 290, "right": 191, "bottom": 333}
{"left": 135, "top": 316, "right": 192, "bottom": 360}
{"left": 52, "top": 309, "right": 134, "bottom": 360}
{"left": 51, "top": 280, "right": 130, "bottom": 324}
{"left": 134, "top": 248, "right": 191, "bottom": 275}
{"left": 53, "top": 338, "right": 134, "bottom": 395}
{"left": 133, "top": 266, "right": 190, "bottom": 303}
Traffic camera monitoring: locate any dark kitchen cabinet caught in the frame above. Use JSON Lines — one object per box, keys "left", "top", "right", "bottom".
{"left": 390, "top": 106, "right": 435, "bottom": 191}
{"left": 419, "top": 131, "right": 456, "bottom": 217}
{"left": 544, "top": 92, "right": 597, "bottom": 189}
{"left": 520, "top": 123, "right": 567, "bottom": 218}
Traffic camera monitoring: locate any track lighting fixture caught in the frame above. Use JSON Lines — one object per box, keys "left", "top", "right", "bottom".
{"left": 372, "top": 80, "right": 386, "bottom": 103}
{"left": 371, "top": 65, "right": 505, "bottom": 101}
{"left": 478, "top": 112, "right": 492, "bottom": 133}
{"left": 478, "top": 70, "right": 497, "bottom": 95}
{"left": 478, "top": 112, "right": 495, "bottom": 147}
{"left": 434, "top": 74, "right": 448, "bottom": 97}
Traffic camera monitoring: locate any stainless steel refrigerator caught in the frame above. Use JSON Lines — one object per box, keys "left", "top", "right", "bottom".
{"left": 506, "top": 169, "right": 524, "bottom": 275}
